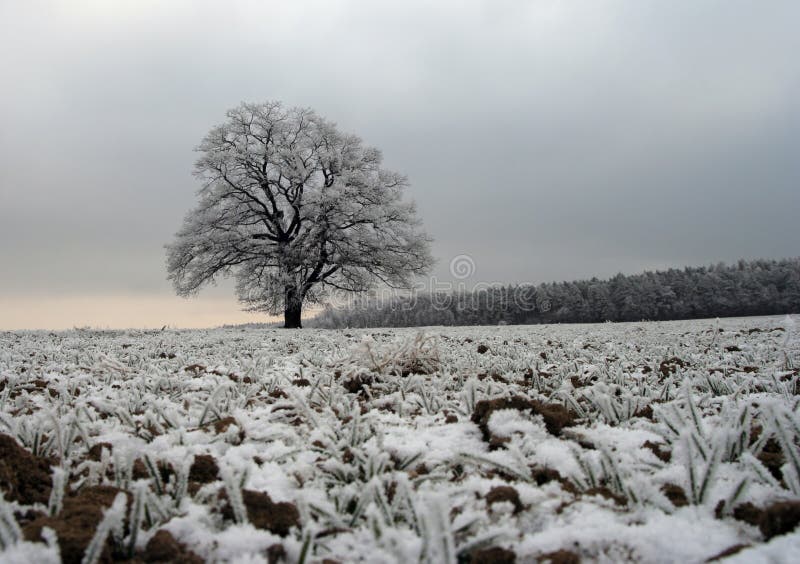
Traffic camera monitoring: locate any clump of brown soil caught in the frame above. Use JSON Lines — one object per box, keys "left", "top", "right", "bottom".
{"left": 661, "top": 483, "right": 688, "bottom": 507}
{"left": 220, "top": 490, "right": 300, "bottom": 536}
{"left": 471, "top": 397, "right": 576, "bottom": 445}
{"left": 269, "top": 388, "right": 289, "bottom": 399}
{"left": 184, "top": 364, "right": 206, "bottom": 375}
{"left": 266, "top": 544, "right": 288, "bottom": 563}
{"left": 477, "top": 344, "right": 490, "bottom": 354}
{"left": 731, "top": 501, "right": 800, "bottom": 539}
{"left": 343, "top": 374, "right": 374, "bottom": 395}
{"left": 537, "top": 549, "right": 581, "bottom": 563}
{"left": 528, "top": 402, "right": 576, "bottom": 436}
{"left": 476, "top": 372, "right": 509, "bottom": 384}
{"left": 485, "top": 485, "right": 523, "bottom": 514}
{"left": 23, "top": 485, "right": 127, "bottom": 564}
{"left": 292, "top": 378, "right": 311, "bottom": 387}
{"left": 569, "top": 376, "right": 587, "bottom": 389}
{"left": 530, "top": 466, "right": 577, "bottom": 493}
{"left": 12, "top": 508, "right": 45, "bottom": 528}
{"left": 132, "top": 459, "right": 150, "bottom": 480}
{"left": 732, "top": 502, "right": 762, "bottom": 527}
{"left": 584, "top": 486, "right": 627, "bottom": 506}
{"left": 0, "top": 433, "right": 53, "bottom": 505}
{"left": 756, "top": 439, "right": 784, "bottom": 481}
{"left": 659, "top": 357, "right": 688, "bottom": 378}
{"left": 227, "top": 373, "right": 253, "bottom": 384}
{"left": 468, "top": 546, "right": 516, "bottom": 563}
{"left": 143, "top": 529, "right": 203, "bottom": 563}
{"left": 758, "top": 501, "right": 800, "bottom": 540}
{"left": 131, "top": 457, "right": 174, "bottom": 485}
{"left": 86, "top": 442, "right": 113, "bottom": 462}
{"left": 409, "top": 463, "right": 429, "bottom": 480}
{"left": 189, "top": 454, "right": 220, "bottom": 484}
{"left": 643, "top": 440, "right": 671, "bottom": 463}
{"left": 211, "top": 416, "right": 241, "bottom": 435}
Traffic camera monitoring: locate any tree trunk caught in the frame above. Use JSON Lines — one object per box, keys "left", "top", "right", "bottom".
{"left": 284, "top": 287, "right": 303, "bottom": 328}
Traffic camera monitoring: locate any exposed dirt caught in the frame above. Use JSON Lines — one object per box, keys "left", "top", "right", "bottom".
{"left": 642, "top": 440, "right": 671, "bottom": 463}
{"left": 584, "top": 486, "right": 627, "bottom": 506}
{"left": 661, "top": 483, "right": 688, "bottom": 507}
{"left": 759, "top": 500, "right": 800, "bottom": 540}
{"left": 478, "top": 372, "right": 510, "bottom": 384}
{"left": 568, "top": 376, "right": 585, "bottom": 389}
{"left": 12, "top": 508, "right": 45, "bottom": 529}
{"left": 343, "top": 374, "right": 374, "bottom": 395}
{"left": 756, "top": 439, "right": 784, "bottom": 481}
{"left": 142, "top": 529, "right": 204, "bottom": 563}
{"left": 266, "top": 543, "right": 288, "bottom": 563}
{"left": 23, "top": 485, "right": 128, "bottom": 564}
{"left": 86, "top": 442, "right": 113, "bottom": 462}
{"left": 477, "top": 344, "right": 490, "bottom": 354}
{"left": 659, "top": 357, "right": 689, "bottom": 378}
{"left": 485, "top": 485, "right": 523, "bottom": 514}
{"left": 132, "top": 459, "right": 150, "bottom": 480}
{"left": 530, "top": 466, "right": 578, "bottom": 494}
{"left": 189, "top": 454, "right": 220, "bottom": 484}
{"left": 471, "top": 396, "right": 576, "bottom": 446}
{"left": 633, "top": 405, "right": 655, "bottom": 421}
{"left": 184, "top": 364, "right": 206, "bottom": 375}
{"left": 211, "top": 416, "right": 240, "bottom": 435}
{"left": 0, "top": 433, "right": 54, "bottom": 505}
{"left": 227, "top": 373, "right": 253, "bottom": 384}
{"left": 468, "top": 546, "right": 516, "bottom": 563}
{"left": 731, "top": 500, "right": 800, "bottom": 540}
{"left": 220, "top": 489, "right": 300, "bottom": 536}
{"left": 732, "top": 502, "right": 762, "bottom": 527}
{"left": 537, "top": 549, "right": 581, "bottom": 563}
{"left": 529, "top": 402, "right": 576, "bottom": 436}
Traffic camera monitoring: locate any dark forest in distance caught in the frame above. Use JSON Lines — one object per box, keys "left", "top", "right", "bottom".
{"left": 310, "top": 258, "right": 800, "bottom": 328}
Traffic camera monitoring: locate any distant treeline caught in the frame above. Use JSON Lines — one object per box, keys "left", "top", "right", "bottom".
{"left": 309, "top": 258, "right": 800, "bottom": 328}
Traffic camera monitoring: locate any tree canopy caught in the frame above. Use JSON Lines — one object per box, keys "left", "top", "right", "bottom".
{"left": 166, "top": 101, "right": 433, "bottom": 327}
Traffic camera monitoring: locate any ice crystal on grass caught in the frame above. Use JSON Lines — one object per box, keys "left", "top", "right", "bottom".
{"left": 1, "top": 317, "right": 799, "bottom": 562}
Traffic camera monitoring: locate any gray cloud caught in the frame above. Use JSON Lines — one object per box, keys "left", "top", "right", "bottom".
{"left": 1, "top": 1, "right": 798, "bottom": 314}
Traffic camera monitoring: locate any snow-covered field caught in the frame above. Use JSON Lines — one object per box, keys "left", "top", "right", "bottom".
{"left": 1, "top": 316, "right": 799, "bottom": 563}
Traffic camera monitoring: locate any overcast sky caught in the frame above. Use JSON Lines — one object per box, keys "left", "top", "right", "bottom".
{"left": 1, "top": 0, "right": 799, "bottom": 329}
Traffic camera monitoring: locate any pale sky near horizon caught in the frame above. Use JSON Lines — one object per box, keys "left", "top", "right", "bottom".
{"left": 1, "top": 0, "right": 799, "bottom": 330}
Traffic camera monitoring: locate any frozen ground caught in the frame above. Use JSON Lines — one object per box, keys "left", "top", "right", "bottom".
{"left": 1, "top": 316, "right": 799, "bottom": 563}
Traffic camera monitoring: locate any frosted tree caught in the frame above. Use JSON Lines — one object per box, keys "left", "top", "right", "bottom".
{"left": 166, "top": 101, "right": 433, "bottom": 327}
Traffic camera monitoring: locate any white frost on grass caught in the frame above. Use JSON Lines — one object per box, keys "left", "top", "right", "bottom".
{"left": 0, "top": 316, "right": 798, "bottom": 562}
{"left": 518, "top": 504, "right": 750, "bottom": 562}
{"left": 382, "top": 420, "right": 486, "bottom": 468}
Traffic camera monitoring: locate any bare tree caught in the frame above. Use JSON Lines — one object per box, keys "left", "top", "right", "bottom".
{"left": 166, "top": 101, "right": 433, "bottom": 328}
